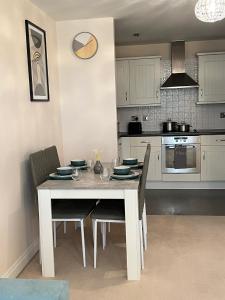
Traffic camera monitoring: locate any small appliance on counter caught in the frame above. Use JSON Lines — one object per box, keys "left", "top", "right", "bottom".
{"left": 128, "top": 116, "right": 142, "bottom": 135}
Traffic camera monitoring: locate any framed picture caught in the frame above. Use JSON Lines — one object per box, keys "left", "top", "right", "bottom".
{"left": 25, "top": 20, "right": 50, "bottom": 101}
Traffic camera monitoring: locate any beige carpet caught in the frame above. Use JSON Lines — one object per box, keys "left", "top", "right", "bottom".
{"left": 19, "top": 216, "right": 225, "bottom": 300}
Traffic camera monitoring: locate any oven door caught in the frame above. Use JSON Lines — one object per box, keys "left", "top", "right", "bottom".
{"left": 162, "top": 143, "right": 200, "bottom": 174}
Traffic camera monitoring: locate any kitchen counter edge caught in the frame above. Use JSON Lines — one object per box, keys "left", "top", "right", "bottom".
{"left": 118, "top": 129, "right": 225, "bottom": 138}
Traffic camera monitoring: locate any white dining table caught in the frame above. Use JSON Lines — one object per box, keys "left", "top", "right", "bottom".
{"left": 37, "top": 170, "right": 141, "bottom": 280}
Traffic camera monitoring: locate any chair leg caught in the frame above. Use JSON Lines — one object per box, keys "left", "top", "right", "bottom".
{"left": 80, "top": 220, "right": 86, "bottom": 268}
{"left": 64, "top": 221, "right": 67, "bottom": 234}
{"left": 142, "top": 202, "right": 148, "bottom": 251}
{"left": 103, "top": 223, "right": 107, "bottom": 250}
{"left": 92, "top": 219, "right": 95, "bottom": 244}
{"left": 101, "top": 223, "right": 105, "bottom": 250}
{"left": 94, "top": 220, "right": 97, "bottom": 268}
{"left": 139, "top": 220, "right": 144, "bottom": 270}
{"left": 108, "top": 222, "right": 111, "bottom": 233}
{"left": 53, "top": 222, "right": 57, "bottom": 248}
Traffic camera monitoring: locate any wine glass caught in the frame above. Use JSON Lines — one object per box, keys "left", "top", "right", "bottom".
{"left": 87, "top": 159, "right": 93, "bottom": 172}
{"left": 72, "top": 168, "right": 80, "bottom": 181}
{"left": 111, "top": 158, "right": 119, "bottom": 168}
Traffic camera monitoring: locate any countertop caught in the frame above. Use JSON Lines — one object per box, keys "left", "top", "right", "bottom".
{"left": 119, "top": 129, "right": 225, "bottom": 138}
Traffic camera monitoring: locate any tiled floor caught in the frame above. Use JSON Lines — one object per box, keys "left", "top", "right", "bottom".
{"left": 20, "top": 216, "right": 225, "bottom": 300}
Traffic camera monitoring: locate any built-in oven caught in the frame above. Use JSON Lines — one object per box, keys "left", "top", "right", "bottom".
{"left": 162, "top": 136, "right": 201, "bottom": 174}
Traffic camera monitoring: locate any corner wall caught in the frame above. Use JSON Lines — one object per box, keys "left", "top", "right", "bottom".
{"left": 56, "top": 18, "right": 117, "bottom": 163}
{"left": 0, "top": 0, "right": 63, "bottom": 276}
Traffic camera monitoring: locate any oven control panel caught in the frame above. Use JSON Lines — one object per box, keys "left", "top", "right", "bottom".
{"left": 162, "top": 136, "right": 201, "bottom": 145}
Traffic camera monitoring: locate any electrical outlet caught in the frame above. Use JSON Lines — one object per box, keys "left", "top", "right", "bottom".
{"left": 220, "top": 112, "right": 225, "bottom": 118}
{"left": 143, "top": 115, "right": 149, "bottom": 121}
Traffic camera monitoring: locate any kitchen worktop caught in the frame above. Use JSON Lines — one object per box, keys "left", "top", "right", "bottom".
{"left": 119, "top": 129, "right": 225, "bottom": 138}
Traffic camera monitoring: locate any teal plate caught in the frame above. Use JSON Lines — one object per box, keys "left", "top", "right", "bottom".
{"left": 111, "top": 171, "right": 139, "bottom": 180}
{"left": 122, "top": 162, "right": 143, "bottom": 169}
{"left": 49, "top": 173, "right": 72, "bottom": 180}
{"left": 69, "top": 165, "right": 88, "bottom": 170}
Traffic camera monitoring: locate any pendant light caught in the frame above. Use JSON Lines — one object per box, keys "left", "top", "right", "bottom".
{"left": 195, "top": 0, "right": 225, "bottom": 22}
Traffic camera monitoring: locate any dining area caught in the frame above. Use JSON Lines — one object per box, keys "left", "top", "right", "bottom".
{"left": 31, "top": 145, "right": 150, "bottom": 281}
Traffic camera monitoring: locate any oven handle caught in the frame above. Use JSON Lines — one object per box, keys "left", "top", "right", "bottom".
{"left": 165, "top": 145, "right": 197, "bottom": 149}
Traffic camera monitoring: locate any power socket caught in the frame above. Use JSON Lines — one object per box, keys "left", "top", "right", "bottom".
{"left": 220, "top": 112, "right": 225, "bottom": 118}
{"left": 143, "top": 115, "right": 149, "bottom": 121}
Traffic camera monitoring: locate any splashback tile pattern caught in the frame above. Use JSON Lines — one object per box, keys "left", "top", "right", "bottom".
{"left": 117, "top": 58, "right": 225, "bottom": 132}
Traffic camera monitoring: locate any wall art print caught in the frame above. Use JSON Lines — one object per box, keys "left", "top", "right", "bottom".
{"left": 25, "top": 20, "right": 50, "bottom": 101}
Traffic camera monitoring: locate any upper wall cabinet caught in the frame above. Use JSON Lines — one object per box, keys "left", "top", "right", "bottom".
{"left": 197, "top": 52, "right": 225, "bottom": 104}
{"left": 116, "top": 60, "right": 130, "bottom": 107}
{"left": 116, "top": 57, "right": 161, "bottom": 107}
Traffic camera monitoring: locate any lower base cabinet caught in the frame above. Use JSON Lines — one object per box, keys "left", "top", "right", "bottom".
{"left": 201, "top": 145, "right": 225, "bottom": 181}
{"left": 119, "top": 137, "right": 162, "bottom": 181}
{"left": 130, "top": 146, "right": 161, "bottom": 181}
{"left": 119, "top": 135, "right": 225, "bottom": 183}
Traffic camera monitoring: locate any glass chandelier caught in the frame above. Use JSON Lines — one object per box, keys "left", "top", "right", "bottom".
{"left": 195, "top": 0, "right": 225, "bottom": 22}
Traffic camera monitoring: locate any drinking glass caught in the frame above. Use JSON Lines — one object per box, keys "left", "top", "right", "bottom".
{"left": 72, "top": 168, "right": 80, "bottom": 181}
{"left": 87, "top": 159, "right": 93, "bottom": 172}
{"left": 100, "top": 167, "right": 110, "bottom": 181}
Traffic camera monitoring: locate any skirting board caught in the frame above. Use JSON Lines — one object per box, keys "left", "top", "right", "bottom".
{"left": 0, "top": 221, "right": 65, "bottom": 278}
{"left": 1, "top": 239, "right": 39, "bottom": 278}
{"left": 146, "top": 181, "right": 225, "bottom": 189}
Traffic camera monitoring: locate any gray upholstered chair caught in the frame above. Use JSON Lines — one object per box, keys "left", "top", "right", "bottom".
{"left": 30, "top": 147, "right": 96, "bottom": 267}
{"left": 91, "top": 144, "right": 151, "bottom": 269}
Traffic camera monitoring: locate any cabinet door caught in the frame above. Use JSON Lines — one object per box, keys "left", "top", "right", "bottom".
{"left": 129, "top": 58, "right": 160, "bottom": 105}
{"left": 130, "top": 146, "right": 162, "bottom": 181}
{"left": 116, "top": 60, "right": 130, "bottom": 106}
{"left": 198, "top": 54, "right": 225, "bottom": 104}
{"left": 201, "top": 146, "right": 225, "bottom": 181}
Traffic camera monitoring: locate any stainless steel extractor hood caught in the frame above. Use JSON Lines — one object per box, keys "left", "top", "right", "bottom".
{"left": 161, "top": 41, "right": 199, "bottom": 89}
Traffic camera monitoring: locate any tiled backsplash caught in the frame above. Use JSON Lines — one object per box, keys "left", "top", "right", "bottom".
{"left": 117, "top": 58, "right": 225, "bottom": 132}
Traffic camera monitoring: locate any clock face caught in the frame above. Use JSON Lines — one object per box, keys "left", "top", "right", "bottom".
{"left": 72, "top": 32, "right": 98, "bottom": 59}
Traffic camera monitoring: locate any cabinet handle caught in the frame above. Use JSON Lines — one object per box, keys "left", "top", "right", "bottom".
{"left": 202, "top": 151, "right": 205, "bottom": 160}
{"left": 157, "top": 154, "right": 160, "bottom": 160}
{"left": 200, "top": 89, "right": 203, "bottom": 97}
{"left": 125, "top": 92, "right": 128, "bottom": 101}
{"left": 216, "top": 139, "right": 225, "bottom": 142}
{"left": 141, "top": 141, "right": 149, "bottom": 144}
{"left": 156, "top": 90, "right": 159, "bottom": 98}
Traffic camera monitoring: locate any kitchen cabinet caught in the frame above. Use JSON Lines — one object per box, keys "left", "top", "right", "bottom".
{"left": 201, "top": 135, "right": 225, "bottom": 181}
{"left": 116, "top": 60, "right": 130, "bottom": 106}
{"left": 119, "top": 136, "right": 162, "bottom": 181}
{"left": 116, "top": 57, "right": 161, "bottom": 107}
{"left": 197, "top": 52, "right": 225, "bottom": 104}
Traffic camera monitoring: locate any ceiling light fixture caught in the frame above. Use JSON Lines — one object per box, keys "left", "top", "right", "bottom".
{"left": 195, "top": 0, "right": 225, "bottom": 22}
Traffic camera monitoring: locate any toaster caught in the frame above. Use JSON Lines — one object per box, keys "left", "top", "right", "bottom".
{"left": 128, "top": 122, "right": 142, "bottom": 135}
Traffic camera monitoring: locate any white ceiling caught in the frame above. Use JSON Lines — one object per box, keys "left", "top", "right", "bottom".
{"left": 31, "top": 0, "right": 225, "bottom": 45}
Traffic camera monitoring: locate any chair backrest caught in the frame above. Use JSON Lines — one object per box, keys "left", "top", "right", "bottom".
{"left": 138, "top": 144, "right": 151, "bottom": 220}
{"left": 44, "top": 145, "right": 61, "bottom": 174}
{"left": 30, "top": 150, "right": 49, "bottom": 188}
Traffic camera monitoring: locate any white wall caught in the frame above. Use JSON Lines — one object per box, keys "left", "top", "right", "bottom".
{"left": 0, "top": 0, "right": 62, "bottom": 276}
{"left": 57, "top": 18, "right": 117, "bottom": 163}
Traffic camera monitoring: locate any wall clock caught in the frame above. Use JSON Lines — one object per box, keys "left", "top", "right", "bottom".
{"left": 72, "top": 32, "right": 98, "bottom": 59}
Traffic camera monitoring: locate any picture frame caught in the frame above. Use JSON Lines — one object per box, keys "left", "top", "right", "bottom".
{"left": 25, "top": 20, "right": 50, "bottom": 101}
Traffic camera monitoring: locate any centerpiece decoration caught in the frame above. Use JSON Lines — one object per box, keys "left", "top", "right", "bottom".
{"left": 93, "top": 150, "right": 103, "bottom": 174}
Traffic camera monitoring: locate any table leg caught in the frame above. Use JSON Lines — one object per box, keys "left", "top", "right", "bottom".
{"left": 124, "top": 189, "right": 141, "bottom": 280}
{"left": 38, "top": 189, "right": 55, "bottom": 277}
